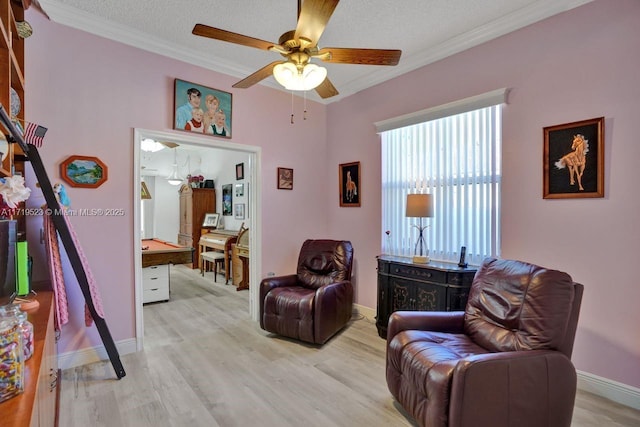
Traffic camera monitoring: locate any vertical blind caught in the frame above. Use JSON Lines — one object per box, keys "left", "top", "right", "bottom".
{"left": 380, "top": 104, "right": 502, "bottom": 266}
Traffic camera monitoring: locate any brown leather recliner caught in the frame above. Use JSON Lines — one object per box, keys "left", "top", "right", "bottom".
{"left": 386, "top": 258, "right": 583, "bottom": 427}
{"left": 259, "top": 239, "right": 354, "bottom": 345}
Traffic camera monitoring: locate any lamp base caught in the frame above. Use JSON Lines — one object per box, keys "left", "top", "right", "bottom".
{"left": 412, "top": 255, "right": 429, "bottom": 264}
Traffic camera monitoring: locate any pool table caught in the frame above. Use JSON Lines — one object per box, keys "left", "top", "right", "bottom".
{"left": 141, "top": 238, "right": 193, "bottom": 268}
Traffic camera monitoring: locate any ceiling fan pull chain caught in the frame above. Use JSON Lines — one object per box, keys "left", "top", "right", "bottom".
{"left": 290, "top": 91, "right": 295, "bottom": 124}
{"left": 303, "top": 90, "right": 307, "bottom": 120}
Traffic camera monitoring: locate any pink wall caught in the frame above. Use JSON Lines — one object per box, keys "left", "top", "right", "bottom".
{"left": 24, "top": 11, "right": 329, "bottom": 356}
{"left": 326, "top": 0, "right": 640, "bottom": 388}
{"left": 23, "top": 0, "right": 640, "bottom": 390}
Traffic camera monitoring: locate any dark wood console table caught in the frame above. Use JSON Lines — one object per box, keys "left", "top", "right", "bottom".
{"left": 376, "top": 255, "right": 477, "bottom": 338}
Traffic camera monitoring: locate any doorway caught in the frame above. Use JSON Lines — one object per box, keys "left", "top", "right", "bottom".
{"left": 133, "top": 128, "right": 261, "bottom": 351}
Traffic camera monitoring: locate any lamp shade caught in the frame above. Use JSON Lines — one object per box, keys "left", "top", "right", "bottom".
{"left": 406, "top": 194, "right": 433, "bottom": 218}
{"left": 273, "top": 62, "right": 327, "bottom": 91}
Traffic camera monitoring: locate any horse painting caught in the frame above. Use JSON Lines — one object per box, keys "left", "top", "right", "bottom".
{"left": 345, "top": 170, "right": 357, "bottom": 202}
{"left": 555, "top": 134, "right": 589, "bottom": 191}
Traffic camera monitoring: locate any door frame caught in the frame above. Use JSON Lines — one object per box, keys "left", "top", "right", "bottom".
{"left": 133, "top": 128, "right": 262, "bottom": 351}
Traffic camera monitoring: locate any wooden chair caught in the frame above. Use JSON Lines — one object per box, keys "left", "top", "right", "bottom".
{"left": 200, "top": 251, "right": 225, "bottom": 282}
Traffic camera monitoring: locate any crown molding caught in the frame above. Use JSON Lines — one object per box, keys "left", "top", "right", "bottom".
{"left": 336, "top": 0, "right": 595, "bottom": 101}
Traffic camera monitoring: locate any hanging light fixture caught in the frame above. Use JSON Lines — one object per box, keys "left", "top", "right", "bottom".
{"left": 166, "top": 148, "right": 183, "bottom": 186}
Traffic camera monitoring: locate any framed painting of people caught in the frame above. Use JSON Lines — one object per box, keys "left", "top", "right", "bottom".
{"left": 174, "top": 78, "right": 232, "bottom": 138}
{"left": 339, "top": 161, "right": 360, "bottom": 207}
{"left": 543, "top": 117, "right": 604, "bottom": 199}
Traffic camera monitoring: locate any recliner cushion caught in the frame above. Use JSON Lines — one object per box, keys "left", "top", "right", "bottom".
{"left": 387, "top": 331, "right": 490, "bottom": 427}
{"left": 262, "top": 286, "right": 316, "bottom": 343}
{"left": 296, "top": 240, "right": 353, "bottom": 290}
{"left": 464, "top": 258, "right": 575, "bottom": 353}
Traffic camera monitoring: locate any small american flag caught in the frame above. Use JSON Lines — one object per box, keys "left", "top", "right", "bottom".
{"left": 24, "top": 121, "right": 48, "bottom": 147}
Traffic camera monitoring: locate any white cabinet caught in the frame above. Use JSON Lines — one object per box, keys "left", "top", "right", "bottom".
{"left": 142, "top": 264, "right": 170, "bottom": 303}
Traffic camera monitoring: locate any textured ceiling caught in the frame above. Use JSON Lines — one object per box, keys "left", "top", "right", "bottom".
{"left": 37, "top": 0, "right": 593, "bottom": 103}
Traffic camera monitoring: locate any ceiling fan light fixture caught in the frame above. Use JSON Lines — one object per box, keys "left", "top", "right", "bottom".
{"left": 273, "top": 62, "right": 327, "bottom": 91}
{"left": 141, "top": 138, "right": 166, "bottom": 153}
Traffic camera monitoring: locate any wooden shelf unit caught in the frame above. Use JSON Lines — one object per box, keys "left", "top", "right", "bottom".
{"left": 0, "top": 0, "right": 25, "bottom": 177}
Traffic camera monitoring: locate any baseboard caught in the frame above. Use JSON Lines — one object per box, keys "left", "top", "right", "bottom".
{"left": 577, "top": 370, "right": 640, "bottom": 411}
{"left": 57, "top": 338, "right": 137, "bottom": 371}
{"left": 353, "top": 303, "right": 376, "bottom": 322}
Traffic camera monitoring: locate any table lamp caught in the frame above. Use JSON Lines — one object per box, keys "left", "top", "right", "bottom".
{"left": 406, "top": 193, "right": 433, "bottom": 263}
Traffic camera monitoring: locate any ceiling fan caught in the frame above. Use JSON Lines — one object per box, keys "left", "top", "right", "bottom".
{"left": 140, "top": 139, "right": 179, "bottom": 153}
{"left": 192, "top": 0, "right": 402, "bottom": 99}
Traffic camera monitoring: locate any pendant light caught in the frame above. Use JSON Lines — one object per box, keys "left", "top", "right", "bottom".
{"left": 166, "top": 148, "right": 183, "bottom": 186}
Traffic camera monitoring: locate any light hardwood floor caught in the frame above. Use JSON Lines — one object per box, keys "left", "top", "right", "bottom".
{"left": 60, "top": 265, "right": 640, "bottom": 427}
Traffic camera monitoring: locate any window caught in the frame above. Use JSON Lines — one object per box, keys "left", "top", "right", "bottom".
{"left": 377, "top": 89, "right": 506, "bottom": 266}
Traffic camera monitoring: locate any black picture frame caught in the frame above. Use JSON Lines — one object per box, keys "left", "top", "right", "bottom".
{"left": 543, "top": 117, "right": 604, "bottom": 199}
{"left": 222, "top": 184, "right": 233, "bottom": 216}
{"left": 339, "top": 161, "right": 360, "bottom": 207}
{"left": 277, "top": 167, "right": 293, "bottom": 190}
{"left": 236, "top": 162, "right": 244, "bottom": 180}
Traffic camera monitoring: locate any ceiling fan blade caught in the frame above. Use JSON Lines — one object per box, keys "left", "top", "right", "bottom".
{"left": 315, "top": 77, "right": 339, "bottom": 99}
{"left": 233, "top": 61, "right": 284, "bottom": 89}
{"left": 193, "top": 24, "right": 277, "bottom": 51}
{"left": 294, "top": 0, "right": 340, "bottom": 46}
{"left": 317, "top": 47, "right": 402, "bottom": 65}
{"left": 159, "top": 141, "right": 179, "bottom": 149}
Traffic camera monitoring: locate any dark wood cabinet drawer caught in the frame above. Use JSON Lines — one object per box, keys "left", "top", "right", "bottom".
{"left": 447, "top": 271, "right": 475, "bottom": 286}
{"left": 389, "top": 263, "right": 447, "bottom": 283}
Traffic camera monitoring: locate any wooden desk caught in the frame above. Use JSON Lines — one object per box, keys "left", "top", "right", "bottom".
{"left": 199, "top": 229, "right": 238, "bottom": 284}
{"left": 141, "top": 238, "right": 193, "bottom": 268}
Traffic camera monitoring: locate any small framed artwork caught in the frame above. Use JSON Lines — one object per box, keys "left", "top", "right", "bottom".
{"left": 222, "top": 184, "right": 233, "bottom": 215}
{"left": 236, "top": 162, "right": 244, "bottom": 180}
{"left": 201, "top": 212, "right": 220, "bottom": 228}
{"left": 277, "top": 167, "right": 293, "bottom": 190}
{"left": 339, "top": 161, "right": 361, "bottom": 207}
{"left": 235, "top": 183, "right": 244, "bottom": 197}
{"left": 174, "top": 78, "right": 232, "bottom": 138}
{"left": 543, "top": 117, "right": 604, "bottom": 199}
{"left": 60, "top": 155, "right": 108, "bottom": 188}
{"left": 234, "top": 203, "right": 245, "bottom": 220}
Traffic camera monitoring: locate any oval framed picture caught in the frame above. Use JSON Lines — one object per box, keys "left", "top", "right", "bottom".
{"left": 60, "top": 155, "right": 108, "bottom": 188}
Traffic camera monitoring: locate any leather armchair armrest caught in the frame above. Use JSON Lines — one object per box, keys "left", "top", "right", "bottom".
{"left": 314, "top": 280, "right": 354, "bottom": 344}
{"left": 259, "top": 274, "right": 299, "bottom": 328}
{"left": 260, "top": 274, "right": 298, "bottom": 296}
{"left": 449, "top": 350, "right": 577, "bottom": 427}
{"left": 387, "top": 311, "right": 465, "bottom": 346}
